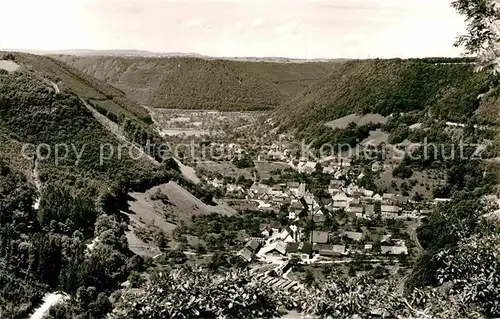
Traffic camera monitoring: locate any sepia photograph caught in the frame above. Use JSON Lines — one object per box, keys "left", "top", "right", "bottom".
{"left": 0, "top": 0, "right": 499, "bottom": 318}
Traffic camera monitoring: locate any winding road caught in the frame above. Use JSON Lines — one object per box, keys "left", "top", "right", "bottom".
{"left": 396, "top": 227, "right": 424, "bottom": 295}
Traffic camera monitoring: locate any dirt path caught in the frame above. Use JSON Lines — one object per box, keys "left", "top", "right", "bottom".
{"left": 32, "top": 158, "right": 41, "bottom": 192}
{"left": 396, "top": 227, "right": 424, "bottom": 295}
{"left": 47, "top": 80, "right": 60, "bottom": 94}
{"left": 31, "top": 158, "right": 42, "bottom": 210}
{"left": 30, "top": 292, "right": 69, "bottom": 319}
{"left": 410, "top": 227, "right": 424, "bottom": 252}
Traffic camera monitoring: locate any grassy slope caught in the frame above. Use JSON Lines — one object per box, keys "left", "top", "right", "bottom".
{"left": 13, "top": 53, "right": 152, "bottom": 122}
{"left": 276, "top": 58, "right": 491, "bottom": 137}
{"left": 56, "top": 55, "right": 339, "bottom": 110}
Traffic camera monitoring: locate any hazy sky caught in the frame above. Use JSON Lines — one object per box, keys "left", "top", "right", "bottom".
{"left": 0, "top": 0, "right": 466, "bottom": 58}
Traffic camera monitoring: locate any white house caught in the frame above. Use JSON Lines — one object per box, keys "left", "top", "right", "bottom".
{"left": 333, "top": 192, "right": 349, "bottom": 208}
{"left": 279, "top": 226, "right": 298, "bottom": 243}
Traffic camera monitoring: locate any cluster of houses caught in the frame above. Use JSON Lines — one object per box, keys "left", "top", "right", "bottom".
{"left": 246, "top": 177, "right": 427, "bottom": 222}
{"left": 237, "top": 223, "right": 409, "bottom": 264}
{"left": 325, "top": 181, "right": 420, "bottom": 220}
{"left": 207, "top": 177, "right": 245, "bottom": 196}
{"left": 256, "top": 141, "right": 355, "bottom": 176}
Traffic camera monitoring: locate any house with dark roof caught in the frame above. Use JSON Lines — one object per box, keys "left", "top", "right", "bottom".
{"left": 287, "top": 242, "right": 313, "bottom": 258}
{"left": 279, "top": 226, "right": 298, "bottom": 243}
{"left": 246, "top": 240, "right": 261, "bottom": 253}
{"left": 237, "top": 247, "right": 254, "bottom": 262}
{"left": 260, "top": 225, "right": 273, "bottom": 237}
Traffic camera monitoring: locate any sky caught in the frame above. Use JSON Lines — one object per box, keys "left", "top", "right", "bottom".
{"left": 0, "top": 0, "right": 467, "bottom": 59}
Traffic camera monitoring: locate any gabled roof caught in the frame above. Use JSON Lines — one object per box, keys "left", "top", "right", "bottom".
{"left": 333, "top": 192, "right": 349, "bottom": 201}
{"left": 288, "top": 242, "right": 313, "bottom": 255}
{"left": 260, "top": 225, "right": 272, "bottom": 231}
{"left": 237, "top": 247, "right": 254, "bottom": 262}
{"left": 280, "top": 226, "right": 294, "bottom": 239}
{"left": 246, "top": 240, "right": 260, "bottom": 252}
{"left": 275, "top": 240, "right": 288, "bottom": 255}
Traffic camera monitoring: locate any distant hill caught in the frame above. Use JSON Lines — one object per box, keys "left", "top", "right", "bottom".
{"left": 55, "top": 55, "right": 340, "bottom": 111}
{"left": 275, "top": 57, "right": 492, "bottom": 138}
{"left": 6, "top": 48, "right": 204, "bottom": 58}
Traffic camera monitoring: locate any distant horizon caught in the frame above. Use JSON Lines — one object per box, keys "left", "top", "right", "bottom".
{"left": 1, "top": 48, "right": 468, "bottom": 61}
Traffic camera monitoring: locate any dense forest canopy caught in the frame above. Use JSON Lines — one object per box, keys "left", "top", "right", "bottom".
{"left": 276, "top": 58, "right": 492, "bottom": 139}
{"left": 0, "top": 53, "right": 181, "bottom": 317}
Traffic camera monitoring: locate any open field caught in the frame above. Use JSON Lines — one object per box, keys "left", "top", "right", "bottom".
{"left": 150, "top": 108, "right": 264, "bottom": 134}
{"left": 325, "top": 113, "right": 389, "bottom": 130}
{"left": 159, "top": 128, "right": 210, "bottom": 137}
{"left": 122, "top": 181, "right": 237, "bottom": 256}
{"left": 174, "top": 158, "right": 200, "bottom": 184}
{"left": 361, "top": 129, "right": 390, "bottom": 146}
{"left": 196, "top": 161, "right": 291, "bottom": 180}
{"left": 0, "top": 60, "right": 20, "bottom": 72}
{"left": 196, "top": 162, "right": 253, "bottom": 179}
{"left": 376, "top": 167, "right": 445, "bottom": 199}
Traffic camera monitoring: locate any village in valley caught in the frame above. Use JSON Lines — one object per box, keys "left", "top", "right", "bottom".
{"left": 119, "top": 106, "right": 498, "bottom": 292}
{"left": 144, "top": 109, "right": 461, "bottom": 287}
{"left": 207, "top": 151, "right": 430, "bottom": 288}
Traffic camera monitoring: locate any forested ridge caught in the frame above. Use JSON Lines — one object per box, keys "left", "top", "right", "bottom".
{"left": 0, "top": 54, "right": 182, "bottom": 317}
{"left": 276, "top": 57, "right": 492, "bottom": 139}
{"left": 56, "top": 55, "right": 340, "bottom": 111}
